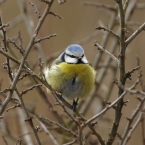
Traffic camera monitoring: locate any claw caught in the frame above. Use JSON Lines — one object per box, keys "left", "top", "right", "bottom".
{"left": 72, "top": 98, "right": 79, "bottom": 112}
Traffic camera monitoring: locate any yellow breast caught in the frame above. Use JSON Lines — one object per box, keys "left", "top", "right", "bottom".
{"left": 47, "top": 62, "right": 96, "bottom": 100}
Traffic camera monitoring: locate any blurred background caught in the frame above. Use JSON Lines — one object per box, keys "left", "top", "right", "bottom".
{"left": 0, "top": 0, "right": 145, "bottom": 144}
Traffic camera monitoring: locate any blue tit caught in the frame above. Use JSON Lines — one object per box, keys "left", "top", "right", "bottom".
{"left": 44, "top": 44, "right": 96, "bottom": 110}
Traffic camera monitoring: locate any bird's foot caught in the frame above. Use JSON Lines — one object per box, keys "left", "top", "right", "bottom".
{"left": 72, "top": 98, "right": 79, "bottom": 112}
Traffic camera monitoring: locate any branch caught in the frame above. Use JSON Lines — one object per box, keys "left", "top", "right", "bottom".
{"left": 6, "top": 103, "right": 20, "bottom": 112}
{"left": 35, "top": 116, "right": 60, "bottom": 145}
{"left": 122, "top": 106, "right": 145, "bottom": 145}
{"left": 40, "top": 117, "right": 78, "bottom": 138}
{"left": 53, "top": 92, "right": 105, "bottom": 145}
{"left": 29, "top": 1, "right": 41, "bottom": 19}
{"left": 0, "top": 0, "right": 54, "bottom": 115}
{"left": 120, "top": 95, "right": 145, "bottom": 145}
{"left": 21, "top": 84, "right": 42, "bottom": 96}
{"left": 8, "top": 38, "right": 25, "bottom": 55}
{"left": 84, "top": 90, "right": 127, "bottom": 126}
{"left": 125, "top": 22, "right": 145, "bottom": 46}
{"left": 106, "top": 1, "right": 127, "bottom": 144}
{"left": 94, "top": 42, "right": 119, "bottom": 65}
{"left": 123, "top": 0, "right": 130, "bottom": 13}
{"left": 125, "top": 66, "right": 140, "bottom": 80}
{"left": 49, "top": 11, "right": 62, "bottom": 19}
{"left": 35, "top": 34, "right": 57, "bottom": 43}
{"left": 0, "top": 23, "right": 9, "bottom": 30}
{"left": 96, "top": 26, "right": 120, "bottom": 40}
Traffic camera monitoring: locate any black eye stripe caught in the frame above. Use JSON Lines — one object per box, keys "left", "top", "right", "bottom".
{"left": 66, "top": 53, "right": 77, "bottom": 58}
{"left": 65, "top": 53, "right": 84, "bottom": 59}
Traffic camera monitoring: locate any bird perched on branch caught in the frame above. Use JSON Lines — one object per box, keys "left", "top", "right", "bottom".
{"left": 44, "top": 44, "right": 96, "bottom": 111}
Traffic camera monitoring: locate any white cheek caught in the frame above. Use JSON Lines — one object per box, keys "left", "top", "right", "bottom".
{"left": 82, "top": 55, "right": 88, "bottom": 63}
{"left": 65, "top": 55, "right": 78, "bottom": 63}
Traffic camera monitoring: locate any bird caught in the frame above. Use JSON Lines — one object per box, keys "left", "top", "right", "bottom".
{"left": 44, "top": 44, "right": 96, "bottom": 111}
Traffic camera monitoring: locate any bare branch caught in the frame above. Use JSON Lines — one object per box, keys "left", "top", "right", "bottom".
{"left": 120, "top": 94, "right": 145, "bottom": 145}
{"left": 2, "top": 136, "right": 8, "bottom": 145}
{"left": 126, "top": 22, "right": 145, "bottom": 46}
{"left": 49, "top": 11, "right": 62, "bottom": 19}
{"left": 40, "top": 117, "right": 78, "bottom": 138}
{"left": 94, "top": 42, "right": 119, "bottom": 64}
{"left": 125, "top": 66, "right": 140, "bottom": 80}
{"left": 0, "top": 23, "right": 9, "bottom": 30}
{"left": 84, "top": 90, "right": 127, "bottom": 125}
{"left": 122, "top": 106, "right": 145, "bottom": 145}
{"left": 6, "top": 103, "right": 21, "bottom": 112}
{"left": 123, "top": 0, "right": 130, "bottom": 13}
{"left": 8, "top": 38, "right": 25, "bottom": 55}
{"left": 0, "top": 0, "right": 54, "bottom": 115}
{"left": 35, "top": 116, "right": 60, "bottom": 145}
{"left": 21, "top": 84, "right": 42, "bottom": 96}
{"left": 29, "top": 1, "right": 41, "bottom": 19}
{"left": 96, "top": 26, "right": 120, "bottom": 40}
{"left": 35, "top": 34, "right": 57, "bottom": 43}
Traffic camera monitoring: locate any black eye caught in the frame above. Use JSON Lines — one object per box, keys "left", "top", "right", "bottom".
{"left": 70, "top": 55, "right": 76, "bottom": 58}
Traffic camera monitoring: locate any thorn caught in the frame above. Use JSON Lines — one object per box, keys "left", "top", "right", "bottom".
{"left": 123, "top": 100, "right": 129, "bottom": 106}
{"left": 124, "top": 116, "right": 131, "bottom": 122}
{"left": 91, "top": 121, "right": 98, "bottom": 127}
{"left": 104, "top": 100, "right": 111, "bottom": 105}
{"left": 116, "top": 132, "right": 122, "bottom": 140}
{"left": 112, "top": 79, "right": 118, "bottom": 85}
{"left": 136, "top": 96, "right": 142, "bottom": 102}
{"left": 25, "top": 116, "right": 33, "bottom": 122}
{"left": 35, "top": 125, "right": 40, "bottom": 132}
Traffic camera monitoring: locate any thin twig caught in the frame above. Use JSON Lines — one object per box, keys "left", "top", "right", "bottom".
{"left": 53, "top": 92, "right": 105, "bottom": 145}
{"left": 84, "top": 90, "right": 127, "bottom": 126}
{"left": 49, "top": 11, "right": 62, "bottom": 19}
{"left": 35, "top": 34, "right": 57, "bottom": 43}
{"left": 21, "top": 84, "right": 42, "bottom": 96}
{"left": 125, "top": 22, "right": 145, "bottom": 46}
{"left": 29, "top": 1, "right": 41, "bottom": 19}
{"left": 122, "top": 106, "right": 145, "bottom": 145}
{"left": 35, "top": 116, "right": 60, "bottom": 145}
{"left": 8, "top": 38, "right": 25, "bottom": 55}
{"left": 94, "top": 42, "right": 119, "bottom": 65}
{"left": 123, "top": 0, "right": 130, "bottom": 13}
{"left": 40, "top": 117, "right": 78, "bottom": 138}
{"left": 6, "top": 103, "right": 21, "bottom": 112}
{"left": 125, "top": 66, "right": 140, "bottom": 80}
{"left": 96, "top": 26, "right": 120, "bottom": 40}
{"left": 120, "top": 95, "right": 145, "bottom": 145}
{"left": 0, "top": 23, "right": 9, "bottom": 30}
